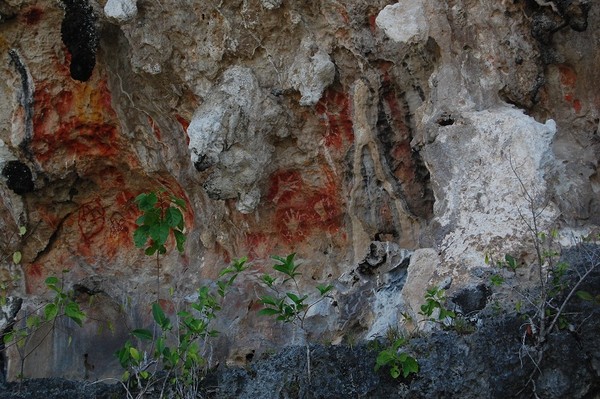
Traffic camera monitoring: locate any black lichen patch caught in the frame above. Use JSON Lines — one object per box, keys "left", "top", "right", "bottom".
{"left": 61, "top": 0, "right": 98, "bottom": 82}
{"left": 2, "top": 160, "right": 34, "bottom": 194}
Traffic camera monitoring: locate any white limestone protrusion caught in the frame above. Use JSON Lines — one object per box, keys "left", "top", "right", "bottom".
{"left": 376, "top": 0, "right": 429, "bottom": 44}
{"left": 104, "top": 0, "right": 137, "bottom": 23}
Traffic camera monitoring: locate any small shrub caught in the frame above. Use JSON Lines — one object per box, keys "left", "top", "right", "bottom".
{"left": 374, "top": 337, "right": 419, "bottom": 379}
{"left": 419, "top": 287, "right": 456, "bottom": 324}
{"left": 258, "top": 253, "right": 332, "bottom": 329}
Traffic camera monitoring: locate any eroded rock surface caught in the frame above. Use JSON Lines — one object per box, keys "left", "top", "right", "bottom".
{"left": 0, "top": 0, "right": 598, "bottom": 391}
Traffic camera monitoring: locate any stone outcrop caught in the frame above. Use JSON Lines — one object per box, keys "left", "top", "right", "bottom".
{"left": 0, "top": 0, "right": 598, "bottom": 392}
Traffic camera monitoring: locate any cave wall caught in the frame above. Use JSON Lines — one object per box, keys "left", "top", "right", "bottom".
{"left": 0, "top": 0, "right": 598, "bottom": 380}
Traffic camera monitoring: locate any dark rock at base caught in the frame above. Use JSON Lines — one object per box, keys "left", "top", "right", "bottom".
{"left": 1, "top": 312, "right": 599, "bottom": 399}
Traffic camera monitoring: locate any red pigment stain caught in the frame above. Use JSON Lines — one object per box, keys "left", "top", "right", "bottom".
{"left": 116, "top": 191, "right": 136, "bottom": 208}
{"left": 564, "top": 94, "right": 582, "bottom": 114}
{"left": 23, "top": 7, "right": 43, "bottom": 25}
{"left": 26, "top": 263, "right": 43, "bottom": 279}
{"left": 368, "top": 14, "right": 378, "bottom": 33}
{"left": 558, "top": 65, "right": 577, "bottom": 88}
{"left": 175, "top": 114, "right": 190, "bottom": 131}
{"left": 78, "top": 198, "right": 106, "bottom": 242}
{"left": 267, "top": 170, "right": 304, "bottom": 204}
{"left": 316, "top": 89, "right": 354, "bottom": 150}
{"left": 175, "top": 115, "right": 191, "bottom": 145}
{"left": 271, "top": 168, "right": 342, "bottom": 244}
{"left": 158, "top": 299, "right": 175, "bottom": 314}
{"left": 24, "top": 263, "right": 45, "bottom": 294}
{"left": 32, "top": 78, "right": 120, "bottom": 165}
{"left": 245, "top": 233, "right": 273, "bottom": 260}
{"left": 148, "top": 116, "right": 162, "bottom": 140}
{"left": 33, "top": 121, "right": 119, "bottom": 164}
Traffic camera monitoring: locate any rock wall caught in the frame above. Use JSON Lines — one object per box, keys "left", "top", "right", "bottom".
{"left": 0, "top": 0, "right": 598, "bottom": 383}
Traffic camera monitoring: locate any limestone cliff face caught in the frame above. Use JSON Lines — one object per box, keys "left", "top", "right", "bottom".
{"left": 0, "top": 0, "right": 597, "bottom": 380}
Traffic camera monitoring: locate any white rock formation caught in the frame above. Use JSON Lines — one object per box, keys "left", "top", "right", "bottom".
{"left": 376, "top": 0, "right": 429, "bottom": 44}
{"left": 104, "top": 0, "right": 137, "bottom": 23}
{"left": 424, "top": 107, "right": 558, "bottom": 267}
{"left": 187, "top": 66, "right": 279, "bottom": 213}
{"left": 287, "top": 39, "right": 336, "bottom": 106}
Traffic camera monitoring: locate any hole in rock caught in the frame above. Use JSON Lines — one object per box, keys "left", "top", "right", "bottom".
{"left": 436, "top": 113, "right": 454, "bottom": 126}
{"left": 2, "top": 160, "right": 34, "bottom": 194}
{"left": 451, "top": 284, "right": 492, "bottom": 315}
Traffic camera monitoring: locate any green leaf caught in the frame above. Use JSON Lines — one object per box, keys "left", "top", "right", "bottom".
{"left": 316, "top": 284, "right": 333, "bottom": 296}
{"left": 258, "top": 308, "right": 281, "bottom": 317}
{"left": 133, "top": 225, "right": 150, "bottom": 248}
{"left": 390, "top": 365, "right": 400, "bottom": 379}
{"left": 116, "top": 342, "right": 131, "bottom": 367}
{"left": 402, "top": 356, "right": 419, "bottom": 377}
{"left": 152, "top": 303, "right": 171, "bottom": 330}
{"left": 26, "top": 315, "right": 40, "bottom": 329}
{"left": 149, "top": 222, "right": 170, "bottom": 247}
{"left": 12, "top": 251, "right": 22, "bottom": 265}
{"left": 45, "top": 276, "right": 59, "bottom": 286}
{"left": 18, "top": 226, "right": 26, "bottom": 236}
{"left": 132, "top": 329, "right": 153, "bottom": 340}
{"left": 142, "top": 208, "right": 161, "bottom": 226}
{"left": 44, "top": 303, "right": 58, "bottom": 321}
{"left": 217, "top": 281, "right": 228, "bottom": 298}
{"left": 286, "top": 292, "right": 307, "bottom": 305}
{"left": 135, "top": 192, "right": 158, "bottom": 211}
{"left": 375, "top": 350, "right": 394, "bottom": 367}
{"left": 262, "top": 274, "right": 275, "bottom": 287}
{"left": 174, "top": 230, "right": 186, "bottom": 253}
{"left": 272, "top": 253, "right": 300, "bottom": 278}
{"left": 65, "top": 302, "right": 86, "bottom": 327}
{"left": 135, "top": 214, "right": 145, "bottom": 226}
{"left": 129, "top": 347, "right": 141, "bottom": 362}
{"left": 170, "top": 195, "right": 187, "bottom": 209}
{"left": 259, "top": 295, "right": 280, "bottom": 307}
{"left": 165, "top": 207, "right": 183, "bottom": 228}
{"left": 3, "top": 332, "right": 14, "bottom": 345}
{"left": 145, "top": 243, "right": 158, "bottom": 256}
{"left": 576, "top": 290, "right": 594, "bottom": 301}
{"left": 156, "top": 337, "right": 165, "bottom": 356}
{"left": 505, "top": 254, "right": 518, "bottom": 270}
{"left": 490, "top": 274, "right": 504, "bottom": 286}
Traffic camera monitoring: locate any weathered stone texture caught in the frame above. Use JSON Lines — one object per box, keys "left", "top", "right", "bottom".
{"left": 0, "top": 0, "right": 598, "bottom": 386}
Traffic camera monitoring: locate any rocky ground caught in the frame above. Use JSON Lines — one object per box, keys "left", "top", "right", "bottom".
{"left": 1, "top": 307, "right": 598, "bottom": 399}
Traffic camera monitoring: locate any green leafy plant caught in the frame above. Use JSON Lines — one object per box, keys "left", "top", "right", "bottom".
{"left": 2, "top": 271, "right": 86, "bottom": 378}
{"left": 258, "top": 253, "right": 333, "bottom": 329}
{"left": 118, "top": 190, "right": 248, "bottom": 398}
{"left": 0, "top": 225, "right": 27, "bottom": 306}
{"left": 133, "top": 190, "right": 187, "bottom": 308}
{"left": 116, "top": 258, "right": 248, "bottom": 399}
{"left": 374, "top": 337, "right": 419, "bottom": 379}
{"left": 257, "top": 253, "right": 333, "bottom": 383}
{"left": 419, "top": 287, "right": 456, "bottom": 324}
{"left": 133, "top": 191, "right": 186, "bottom": 256}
